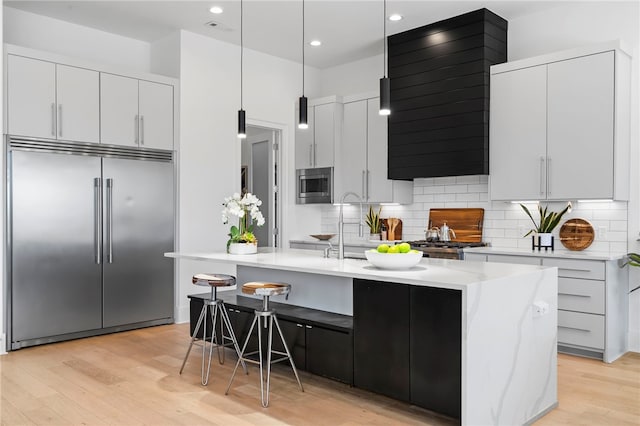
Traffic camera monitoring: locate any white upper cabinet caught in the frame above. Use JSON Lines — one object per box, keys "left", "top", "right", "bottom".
{"left": 138, "top": 80, "right": 174, "bottom": 151}
{"left": 294, "top": 98, "right": 340, "bottom": 169}
{"left": 7, "top": 55, "right": 99, "bottom": 143}
{"left": 490, "top": 65, "right": 547, "bottom": 200}
{"left": 336, "top": 100, "right": 367, "bottom": 198}
{"left": 56, "top": 65, "right": 100, "bottom": 143}
{"left": 546, "top": 52, "right": 614, "bottom": 200}
{"left": 366, "top": 98, "right": 412, "bottom": 204}
{"left": 295, "top": 103, "right": 315, "bottom": 169}
{"left": 313, "top": 103, "right": 336, "bottom": 169}
{"left": 7, "top": 55, "right": 56, "bottom": 139}
{"left": 101, "top": 74, "right": 139, "bottom": 147}
{"left": 336, "top": 96, "right": 412, "bottom": 204}
{"left": 101, "top": 75, "right": 174, "bottom": 150}
{"left": 490, "top": 42, "right": 630, "bottom": 201}
{"left": 6, "top": 45, "right": 177, "bottom": 151}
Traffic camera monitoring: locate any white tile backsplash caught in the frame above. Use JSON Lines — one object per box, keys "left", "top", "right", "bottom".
{"left": 320, "top": 175, "right": 629, "bottom": 254}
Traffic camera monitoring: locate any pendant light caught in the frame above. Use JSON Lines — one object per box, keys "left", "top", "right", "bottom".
{"left": 379, "top": 0, "right": 391, "bottom": 116}
{"left": 237, "top": 0, "right": 247, "bottom": 139}
{"left": 298, "top": 0, "right": 308, "bottom": 129}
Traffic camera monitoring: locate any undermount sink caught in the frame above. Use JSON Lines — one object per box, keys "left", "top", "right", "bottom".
{"left": 342, "top": 252, "right": 366, "bottom": 260}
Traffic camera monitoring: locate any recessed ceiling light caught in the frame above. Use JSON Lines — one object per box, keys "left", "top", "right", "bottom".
{"left": 310, "top": 40, "right": 322, "bottom": 47}
{"left": 209, "top": 6, "right": 223, "bottom": 14}
{"left": 389, "top": 14, "right": 403, "bottom": 21}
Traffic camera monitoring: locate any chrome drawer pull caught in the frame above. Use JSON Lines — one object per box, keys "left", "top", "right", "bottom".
{"left": 558, "top": 293, "right": 591, "bottom": 298}
{"left": 558, "top": 325, "right": 591, "bottom": 333}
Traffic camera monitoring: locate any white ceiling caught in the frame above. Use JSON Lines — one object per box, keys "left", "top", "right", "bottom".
{"left": 4, "top": 1, "right": 567, "bottom": 69}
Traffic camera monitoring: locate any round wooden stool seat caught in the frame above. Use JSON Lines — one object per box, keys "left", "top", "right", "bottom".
{"left": 242, "top": 282, "right": 290, "bottom": 297}
{"left": 192, "top": 273, "right": 236, "bottom": 287}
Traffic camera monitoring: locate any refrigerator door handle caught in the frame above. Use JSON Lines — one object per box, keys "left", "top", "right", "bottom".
{"left": 106, "top": 178, "right": 114, "bottom": 263}
{"left": 94, "top": 178, "right": 102, "bottom": 264}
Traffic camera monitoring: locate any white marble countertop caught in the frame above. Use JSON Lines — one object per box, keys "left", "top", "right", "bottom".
{"left": 463, "top": 246, "right": 627, "bottom": 261}
{"left": 166, "top": 248, "right": 549, "bottom": 291}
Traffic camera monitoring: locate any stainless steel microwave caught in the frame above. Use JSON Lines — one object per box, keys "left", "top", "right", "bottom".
{"left": 296, "top": 167, "right": 333, "bottom": 204}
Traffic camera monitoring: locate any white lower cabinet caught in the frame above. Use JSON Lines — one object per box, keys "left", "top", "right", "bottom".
{"left": 465, "top": 251, "right": 628, "bottom": 362}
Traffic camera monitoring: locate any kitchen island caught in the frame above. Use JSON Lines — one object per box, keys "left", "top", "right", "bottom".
{"left": 166, "top": 248, "right": 558, "bottom": 425}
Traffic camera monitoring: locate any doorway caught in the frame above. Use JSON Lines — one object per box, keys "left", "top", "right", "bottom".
{"left": 242, "top": 125, "right": 280, "bottom": 248}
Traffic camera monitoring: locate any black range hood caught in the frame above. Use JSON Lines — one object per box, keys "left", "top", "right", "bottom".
{"left": 387, "top": 8, "right": 507, "bottom": 179}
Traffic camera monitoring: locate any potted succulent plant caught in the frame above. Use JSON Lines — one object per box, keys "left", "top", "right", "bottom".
{"left": 521, "top": 202, "right": 572, "bottom": 247}
{"left": 365, "top": 206, "right": 382, "bottom": 240}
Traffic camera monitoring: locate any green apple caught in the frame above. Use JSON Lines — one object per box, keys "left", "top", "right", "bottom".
{"left": 398, "top": 242, "right": 411, "bottom": 253}
{"left": 377, "top": 244, "right": 390, "bottom": 253}
{"left": 387, "top": 245, "right": 400, "bottom": 253}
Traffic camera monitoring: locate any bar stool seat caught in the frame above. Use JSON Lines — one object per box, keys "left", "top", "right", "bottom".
{"left": 179, "top": 273, "right": 247, "bottom": 385}
{"left": 226, "top": 281, "right": 304, "bottom": 407}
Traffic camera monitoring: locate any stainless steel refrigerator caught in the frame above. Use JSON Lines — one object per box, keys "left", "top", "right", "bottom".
{"left": 7, "top": 138, "right": 175, "bottom": 350}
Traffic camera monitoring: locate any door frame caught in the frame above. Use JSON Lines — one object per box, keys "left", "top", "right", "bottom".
{"left": 246, "top": 118, "right": 284, "bottom": 249}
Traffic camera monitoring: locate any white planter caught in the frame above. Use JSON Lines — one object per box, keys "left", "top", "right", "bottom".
{"left": 538, "top": 233, "right": 553, "bottom": 246}
{"left": 229, "top": 242, "right": 258, "bottom": 255}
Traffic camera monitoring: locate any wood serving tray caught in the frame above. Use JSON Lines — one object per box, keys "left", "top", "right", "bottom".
{"left": 559, "top": 218, "right": 594, "bottom": 251}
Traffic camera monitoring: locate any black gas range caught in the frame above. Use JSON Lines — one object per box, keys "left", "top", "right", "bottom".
{"left": 407, "top": 240, "right": 488, "bottom": 260}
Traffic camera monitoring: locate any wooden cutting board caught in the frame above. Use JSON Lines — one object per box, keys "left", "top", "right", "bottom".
{"left": 428, "top": 208, "right": 484, "bottom": 242}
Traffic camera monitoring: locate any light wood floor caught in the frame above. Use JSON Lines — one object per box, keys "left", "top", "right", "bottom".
{"left": 1, "top": 324, "right": 638, "bottom": 425}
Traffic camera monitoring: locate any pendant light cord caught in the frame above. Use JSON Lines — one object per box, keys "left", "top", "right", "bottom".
{"left": 302, "top": 0, "right": 305, "bottom": 95}
{"left": 240, "top": 0, "right": 244, "bottom": 110}
{"left": 383, "top": 0, "right": 387, "bottom": 78}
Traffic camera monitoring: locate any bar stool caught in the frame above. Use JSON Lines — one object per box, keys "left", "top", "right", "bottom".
{"left": 179, "top": 273, "right": 247, "bottom": 385}
{"left": 226, "top": 282, "right": 304, "bottom": 407}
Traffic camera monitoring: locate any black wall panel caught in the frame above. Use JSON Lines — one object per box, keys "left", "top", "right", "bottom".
{"left": 388, "top": 8, "right": 507, "bottom": 179}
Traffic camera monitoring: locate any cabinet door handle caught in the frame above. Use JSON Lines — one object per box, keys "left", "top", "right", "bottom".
{"left": 58, "top": 104, "right": 63, "bottom": 137}
{"left": 305, "top": 325, "right": 312, "bottom": 329}
{"left": 361, "top": 170, "right": 366, "bottom": 198}
{"left": 366, "top": 169, "right": 370, "bottom": 200}
{"left": 51, "top": 103, "right": 56, "bottom": 136}
{"left": 309, "top": 145, "right": 313, "bottom": 167}
{"left": 539, "top": 156, "right": 545, "bottom": 196}
{"left": 135, "top": 115, "right": 139, "bottom": 144}
{"left": 296, "top": 323, "right": 304, "bottom": 328}
{"left": 558, "top": 325, "right": 591, "bottom": 333}
{"left": 547, "top": 157, "right": 552, "bottom": 196}
{"left": 313, "top": 144, "right": 317, "bottom": 167}
{"left": 140, "top": 115, "right": 145, "bottom": 145}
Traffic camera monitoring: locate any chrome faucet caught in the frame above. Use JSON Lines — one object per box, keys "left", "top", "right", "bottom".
{"left": 337, "top": 192, "right": 364, "bottom": 259}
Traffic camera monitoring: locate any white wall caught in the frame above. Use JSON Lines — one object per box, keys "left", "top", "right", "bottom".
{"left": 175, "top": 30, "right": 321, "bottom": 322}
{"left": 316, "top": 2, "right": 640, "bottom": 351}
{"left": 3, "top": 6, "right": 151, "bottom": 73}
{"left": 321, "top": 54, "right": 381, "bottom": 96}
{"left": 150, "top": 32, "right": 181, "bottom": 78}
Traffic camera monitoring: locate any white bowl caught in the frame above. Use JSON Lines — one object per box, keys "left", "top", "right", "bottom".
{"left": 364, "top": 249, "right": 423, "bottom": 270}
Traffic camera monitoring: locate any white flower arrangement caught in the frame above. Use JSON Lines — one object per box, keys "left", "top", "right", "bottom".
{"left": 222, "top": 192, "right": 265, "bottom": 251}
